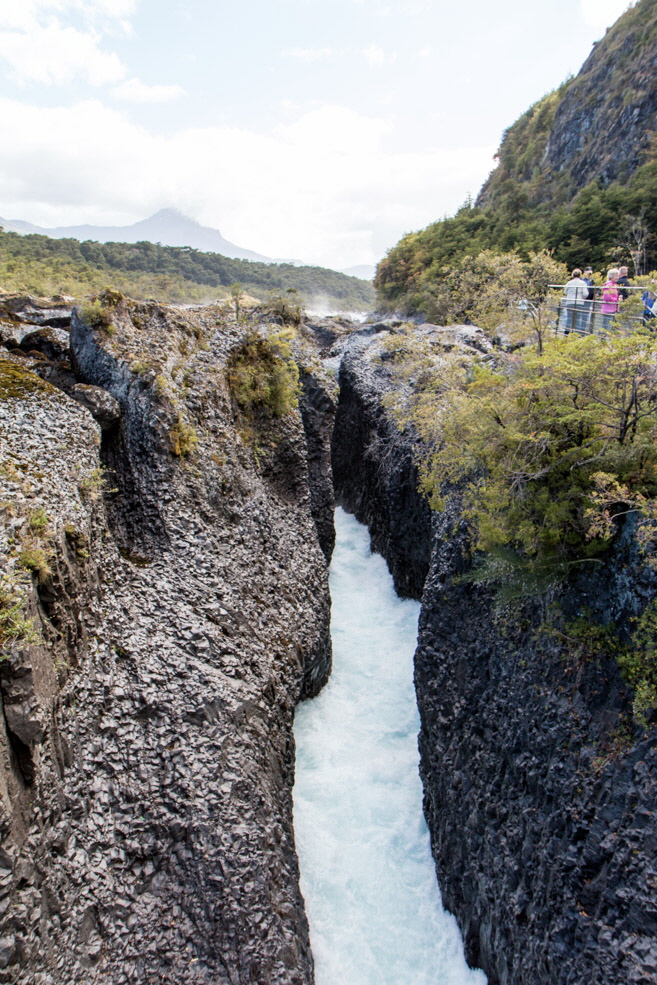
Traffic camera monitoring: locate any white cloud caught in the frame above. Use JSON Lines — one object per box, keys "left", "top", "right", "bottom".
{"left": 113, "top": 77, "right": 185, "bottom": 102}
{"left": 0, "top": 97, "right": 495, "bottom": 269}
{"left": 363, "top": 43, "right": 386, "bottom": 67}
{"left": 282, "top": 47, "right": 336, "bottom": 63}
{"left": 0, "top": 0, "right": 137, "bottom": 32}
{"left": 579, "top": 0, "right": 634, "bottom": 29}
{"left": 0, "top": 24, "right": 126, "bottom": 85}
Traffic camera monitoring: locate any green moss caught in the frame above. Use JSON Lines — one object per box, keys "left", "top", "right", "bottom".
{"left": 0, "top": 359, "right": 54, "bottom": 400}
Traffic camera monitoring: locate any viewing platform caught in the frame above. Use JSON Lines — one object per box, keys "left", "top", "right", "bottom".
{"left": 547, "top": 284, "right": 654, "bottom": 335}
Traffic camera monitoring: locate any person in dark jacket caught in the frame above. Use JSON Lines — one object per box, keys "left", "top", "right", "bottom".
{"left": 616, "top": 265, "right": 631, "bottom": 300}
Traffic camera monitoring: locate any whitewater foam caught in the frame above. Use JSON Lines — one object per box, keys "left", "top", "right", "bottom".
{"left": 293, "top": 507, "right": 486, "bottom": 985}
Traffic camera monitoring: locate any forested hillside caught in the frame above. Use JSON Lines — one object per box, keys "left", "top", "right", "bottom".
{"left": 375, "top": 0, "right": 657, "bottom": 318}
{"left": 0, "top": 228, "right": 375, "bottom": 310}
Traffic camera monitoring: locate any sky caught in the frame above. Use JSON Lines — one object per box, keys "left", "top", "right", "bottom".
{"left": 0, "top": 0, "right": 635, "bottom": 271}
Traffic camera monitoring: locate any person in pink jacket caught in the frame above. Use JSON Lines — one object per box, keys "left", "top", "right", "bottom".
{"left": 601, "top": 268, "right": 620, "bottom": 331}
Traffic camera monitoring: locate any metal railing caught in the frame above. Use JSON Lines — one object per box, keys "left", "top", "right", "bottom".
{"left": 547, "top": 285, "right": 653, "bottom": 336}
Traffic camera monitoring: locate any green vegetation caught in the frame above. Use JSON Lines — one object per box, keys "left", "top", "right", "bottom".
{"left": 78, "top": 466, "right": 108, "bottom": 501}
{"left": 27, "top": 507, "right": 50, "bottom": 535}
{"left": 375, "top": 160, "right": 657, "bottom": 318}
{"left": 0, "top": 574, "right": 41, "bottom": 654}
{"left": 79, "top": 288, "right": 123, "bottom": 334}
{"left": 261, "top": 288, "right": 303, "bottom": 326}
{"left": 383, "top": 318, "right": 657, "bottom": 724}
{"left": 0, "top": 228, "right": 374, "bottom": 310}
{"left": 393, "top": 331, "right": 657, "bottom": 580}
{"left": 169, "top": 412, "right": 199, "bottom": 457}
{"left": 618, "top": 598, "right": 657, "bottom": 725}
{"left": 227, "top": 329, "right": 301, "bottom": 418}
{"left": 19, "top": 545, "right": 52, "bottom": 583}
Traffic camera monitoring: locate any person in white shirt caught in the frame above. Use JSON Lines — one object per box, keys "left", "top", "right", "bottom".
{"left": 560, "top": 268, "right": 589, "bottom": 333}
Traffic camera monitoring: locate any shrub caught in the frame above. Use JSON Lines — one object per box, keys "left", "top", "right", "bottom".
{"left": 169, "top": 412, "right": 198, "bottom": 457}
{"left": 19, "top": 544, "right": 52, "bottom": 583}
{"left": 226, "top": 330, "right": 300, "bottom": 417}
{"left": 261, "top": 289, "right": 303, "bottom": 327}
{"left": 28, "top": 507, "right": 50, "bottom": 535}
{"left": 79, "top": 289, "right": 123, "bottom": 335}
{"left": 619, "top": 599, "right": 657, "bottom": 726}
{"left": 0, "top": 576, "right": 41, "bottom": 654}
{"left": 385, "top": 330, "right": 657, "bottom": 587}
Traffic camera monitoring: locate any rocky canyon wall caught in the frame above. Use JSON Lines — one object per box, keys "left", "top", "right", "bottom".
{"left": 0, "top": 295, "right": 335, "bottom": 985}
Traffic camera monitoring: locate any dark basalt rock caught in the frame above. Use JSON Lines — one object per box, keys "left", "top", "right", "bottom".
{"left": 19, "top": 327, "right": 70, "bottom": 362}
{"left": 71, "top": 383, "right": 122, "bottom": 430}
{"left": 331, "top": 332, "right": 432, "bottom": 599}
{"left": 298, "top": 368, "right": 337, "bottom": 562}
{"left": 1, "top": 299, "right": 333, "bottom": 985}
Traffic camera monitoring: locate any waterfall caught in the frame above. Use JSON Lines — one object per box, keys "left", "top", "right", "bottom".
{"left": 293, "top": 507, "right": 486, "bottom": 985}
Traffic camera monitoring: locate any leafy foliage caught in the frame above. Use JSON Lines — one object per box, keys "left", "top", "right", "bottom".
{"left": 617, "top": 598, "right": 657, "bottom": 725}
{"left": 227, "top": 329, "right": 300, "bottom": 418}
{"left": 387, "top": 331, "right": 657, "bottom": 579}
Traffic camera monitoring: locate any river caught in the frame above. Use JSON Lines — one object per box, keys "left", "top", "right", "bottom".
{"left": 293, "top": 507, "right": 486, "bottom": 985}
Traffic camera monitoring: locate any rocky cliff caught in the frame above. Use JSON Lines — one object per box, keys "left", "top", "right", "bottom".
{"left": 0, "top": 293, "right": 335, "bottom": 984}
{"left": 478, "top": 0, "right": 657, "bottom": 209}
{"left": 333, "top": 325, "right": 657, "bottom": 985}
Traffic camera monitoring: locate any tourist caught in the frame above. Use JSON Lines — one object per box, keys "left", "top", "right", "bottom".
{"left": 582, "top": 267, "right": 595, "bottom": 332}
{"left": 642, "top": 282, "right": 656, "bottom": 325}
{"left": 560, "top": 268, "right": 589, "bottom": 333}
{"left": 616, "top": 265, "right": 632, "bottom": 300}
{"left": 601, "top": 269, "right": 620, "bottom": 331}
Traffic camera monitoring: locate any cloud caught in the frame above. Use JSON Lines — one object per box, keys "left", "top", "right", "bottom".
{"left": 0, "top": 97, "right": 495, "bottom": 269}
{"left": 282, "top": 47, "right": 336, "bottom": 63}
{"left": 579, "top": 0, "right": 634, "bottom": 29}
{"left": 0, "top": 0, "right": 137, "bottom": 33}
{"left": 113, "top": 77, "right": 185, "bottom": 102}
{"left": 363, "top": 43, "right": 386, "bottom": 67}
{"left": 0, "top": 24, "right": 126, "bottom": 85}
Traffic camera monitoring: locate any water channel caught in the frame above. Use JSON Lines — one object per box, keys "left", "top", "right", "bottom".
{"left": 293, "top": 507, "right": 486, "bottom": 985}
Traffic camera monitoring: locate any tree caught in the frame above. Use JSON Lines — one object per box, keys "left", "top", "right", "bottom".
{"left": 615, "top": 210, "right": 651, "bottom": 275}
{"left": 395, "top": 332, "right": 657, "bottom": 580}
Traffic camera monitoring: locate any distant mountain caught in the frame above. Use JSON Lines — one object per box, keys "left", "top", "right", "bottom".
{"left": 0, "top": 208, "right": 272, "bottom": 263}
{"left": 341, "top": 264, "right": 375, "bottom": 282}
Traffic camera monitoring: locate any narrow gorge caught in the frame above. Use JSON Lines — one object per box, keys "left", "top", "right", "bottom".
{"left": 0, "top": 297, "right": 656, "bottom": 985}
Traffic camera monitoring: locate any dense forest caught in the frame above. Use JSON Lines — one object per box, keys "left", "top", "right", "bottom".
{"left": 0, "top": 228, "right": 375, "bottom": 310}
{"left": 375, "top": 0, "right": 657, "bottom": 318}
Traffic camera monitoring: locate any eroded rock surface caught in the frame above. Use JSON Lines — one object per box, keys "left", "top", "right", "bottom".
{"left": 331, "top": 328, "right": 432, "bottom": 598}
{"left": 0, "top": 297, "right": 335, "bottom": 985}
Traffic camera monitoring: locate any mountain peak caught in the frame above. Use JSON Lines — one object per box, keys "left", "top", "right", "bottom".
{"left": 0, "top": 208, "right": 271, "bottom": 263}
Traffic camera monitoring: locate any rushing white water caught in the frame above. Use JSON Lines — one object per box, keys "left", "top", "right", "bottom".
{"left": 293, "top": 508, "right": 486, "bottom": 985}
